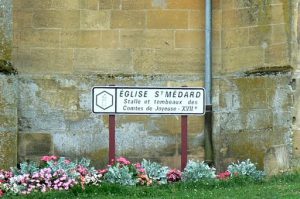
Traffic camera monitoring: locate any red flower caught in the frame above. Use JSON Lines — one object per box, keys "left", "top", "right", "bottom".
{"left": 0, "top": 189, "right": 4, "bottom": 197}
{"left": 167, "top": 169, "right": 182, "bottom": 182}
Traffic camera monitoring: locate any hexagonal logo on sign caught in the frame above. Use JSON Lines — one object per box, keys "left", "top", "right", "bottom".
{"left": 96, "top": 91, "right": 114, "bottom": 110}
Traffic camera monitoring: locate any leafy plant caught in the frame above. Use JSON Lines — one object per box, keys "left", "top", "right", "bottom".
{"left": 11, "top": 162, "right": 39, "bottom": 176}
{"left": 141, "top": 159, "right": 169, "bottom": 184}
{"left": 103, "top": 163, "right": 137, "bottom": 186}
{"left": 227, "top": 159, "right": 265, "bottom": 181}
{"left": 46, "top": 157, "right": 78, "bottom": 179}
{"left": 182, "top": 160, "right": 216, "bottom": 182}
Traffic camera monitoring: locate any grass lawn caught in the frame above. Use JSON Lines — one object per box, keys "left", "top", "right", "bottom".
{"left": 3, "top": 173, "right": 300, "bottom": 199}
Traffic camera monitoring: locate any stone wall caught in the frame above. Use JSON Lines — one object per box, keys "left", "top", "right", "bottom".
{"left": 0, "top": 0, "right": 17, "bottom": 170}
{"left": 0, "top": 75, "right": 17, "bottom": 169}
{"left": 291, "top": 1, "right": 300, "bottom": 168}
{"left": 4, "top": 0, "right": 298, "bottom": 172}
{"left": 12, "top": 0, "right": 209, "bottom": 168}
{"left": 0, "top": 0, "right": 12, "bottom": 61}
{"left": 212, "top": 0, "right": 295, "bottom": 172}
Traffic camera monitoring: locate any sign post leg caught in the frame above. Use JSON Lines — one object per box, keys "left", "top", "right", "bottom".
{"left": 109, "top": 115, "right": 116, "bottom": 165}
{"left": 181, "top": 115, "right": 188, "bottom": 171}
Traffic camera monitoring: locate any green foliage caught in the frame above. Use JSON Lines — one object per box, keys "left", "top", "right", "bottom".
{"left": 141, "top": 159, "right": 169, "bottom": 184}
{"left": 77, "top": 158, "right": 97, "bottom": 174}
{"left": 182, "top": 160, "right": 216, "bottom": 182}
{"left": 6, "top": 172, "right": 300, "bottom": 199}
{"left": 104, "top": 163, "right": 138, "bottom": 186}
{"left": 227, "top": 159, "right": 265, "bottom": 181}
{"left": 46, "top": 157, "right": 78, "bottom": 178}
{"left": 11, "top": 162, "right": 39, "bottom": 176}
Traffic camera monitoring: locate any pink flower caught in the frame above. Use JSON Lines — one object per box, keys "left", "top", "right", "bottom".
{"left": 217, "top": 170, "right": 231, "bottom": 180}
{"left": 77, "top": 165, "right": 88, "bottom": 176}
{"left": 41, "top": 155, "right": 58, "bottom": 162}
{"left": 116, "top": 157, "right": 131, "bottom": 165}
{"left": 64, "top": 159, "right": 71, "bottom": 164}
{"left": 99, "top": 169, "right": 108, "bottom": 175}
{"left": 135, "top": 163, "right": 142, "bottom": 169}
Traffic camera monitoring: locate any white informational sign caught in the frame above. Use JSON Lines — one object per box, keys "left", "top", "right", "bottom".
{"left": 92, "top": 87, "right": 205, "bottom": 115}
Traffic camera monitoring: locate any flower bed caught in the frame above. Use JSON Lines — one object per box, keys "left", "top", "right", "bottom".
{"left": 0, "top": 156, "right": 264, "bottom": 197}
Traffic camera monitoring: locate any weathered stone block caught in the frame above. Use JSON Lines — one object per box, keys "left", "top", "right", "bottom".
{"left": 249, "top": 26, "right": 271, "bottom": 46}
{"left": 14, "top": 0, "right": 46, "bottom": 9}
{"left": 80, "top": 10, "right": 110, "bottom": 30}
{"left": 222, "top": 0, "right": 235, "bottom": 10}
{"left": 293, "top": 130, "right": 300, "bottom": 158}
{"left": 112, "top": 0, "right": 121, "bottom": 9}
{"left": 16, "top": 49, "right": 73, "bottom": 74}
{"left": 13, "top": 10, "right": 33, "bottom": 30}
{"left": 265, "top": 44, "right": 289, "bottom": 66}
{"left": 222, "top": 47, "right": 264, "bottom": 73}
{"left": 101, "top": 30, "right": 120, "bottom": 48}
{"left": 147, "top": 10, "right": 188, "bottom": 29}
{"left": 264, "top": 145, "right": 290, "bottom": 175}
{"left": 273, "top": 111, "right": 292, "bottom": 129}
{"left": 19, "top": 29, "right": 60, "bottom": 48}
{"left": 80, "top": 0, "right": 99, "bottom": 10}
{"left": 218, "top": 112, "right": 244, "bottom": 131}
{"left": 0, "top": 75, "right": 18, "bottom": 106}
{"left": 272, "top": 24, "right": 288, "bottom": 44}
{"left": 99, "top": 0, "right": 113, "bottom": 9}
{"left": 12, "top": 48, "right": 31, "bottom": 70}
{"left": 111, "top": 11, "right": 145, "bottom": 29}
{"left": 214, "top": 128, "right": 286, "bottom": 171}
{"left": 0, "top": 116, "right": 17, "bottom": 132}
{"left": 121, "top": 30, "right": 173, "bottom": 49}
{"left": 132, "top": 49, "right": 156, "bottom": 74}
{"left": 77, "top": 30, "right": 102, "bottom": 48}
{"left": 122, "top": 0, "right": 151, "bottom": 10}
{"left": 175, "top": 30, "right": 202, "bottom": 48}
{"left": 154, "top": 49, "right": 203, "bottom": 74}
{"left": 246, "top": 110, "right": 273, "bottom": 130}
{"left": 212, "top": 0, "right": 221, "bottom": 10}
{"left": 222, "top": 9, "right": 258, "bottom": 28}
{"left": 60, "top": 30, "right": 80, "bottom": 48}
{"left": 15, "top": 0, "right": 80, "bottom": 10}
{"left": 188, "top": 11, "right": 204, "bottom": 29}
{"left": 61, "top": 30, "right": 119, "bottom": 48}
{"left": 213, "top": 10, "right": 222, "bottom": 30}
{"left": 222, "top": 28, "right": 249, "bottom": 48}
{"left": 271, "top": 4, "right": 285, "bottom": 24}
{"left": 74, "top": 49, "right": 133, "bottom": 73}
{"left": 48, "top": 0, "right": 81, "bottom": 10}
{"left": 0, "top": 132, "right": 17, "bottom": 169}
{"left": 167, "top": 0, "right": 203, "bottom": 9}
{"left": 18, "top": 133, "right": 53, "bottom": 162}
{"left": 33, "top": 10, "right": 80, "bottom": 29}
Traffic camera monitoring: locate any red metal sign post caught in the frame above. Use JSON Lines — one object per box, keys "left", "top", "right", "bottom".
{"left": 181, "top": 115, "right": 188, "bottom": 171}
{"left": 109, "top": 115, "right": 116, "bottom": 165}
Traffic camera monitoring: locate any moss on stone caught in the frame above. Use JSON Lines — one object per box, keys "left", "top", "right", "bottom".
{"left": 0, "top": 59, "right": 17, "bottom": 75}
